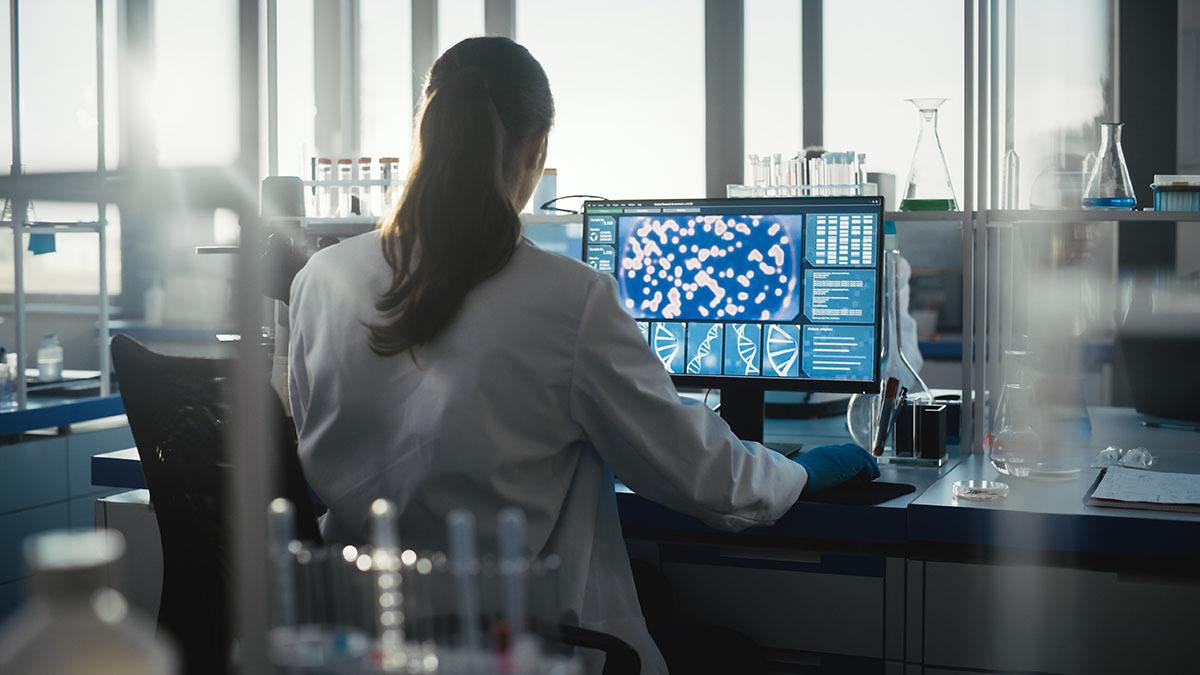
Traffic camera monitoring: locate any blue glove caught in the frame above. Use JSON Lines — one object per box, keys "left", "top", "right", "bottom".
{"left": 792, "top": 443, "right": 881, "bottom": 493}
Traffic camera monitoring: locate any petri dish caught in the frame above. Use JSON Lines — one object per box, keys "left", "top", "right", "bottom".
{"left": 952, "top": 480, "right": 1010, "bottom": 501}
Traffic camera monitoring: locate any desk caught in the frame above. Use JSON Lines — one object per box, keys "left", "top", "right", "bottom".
{"left": 90, "top": 408, "right": 1200, "bottom": 673}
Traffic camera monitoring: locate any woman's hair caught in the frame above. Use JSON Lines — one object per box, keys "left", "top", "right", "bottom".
{"left": 369, "top": 37, "right": 554, "bottom": 356}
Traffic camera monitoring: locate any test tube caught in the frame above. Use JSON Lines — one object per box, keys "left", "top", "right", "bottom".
{"left": 268, "top": 498, "right": 297, "bottom": 628}
{"left": 352, "top": 157, "right": 372, "bottom": 216}
{"left": 498, "top": 508, "right": 527, "bottom": 640}
{"left": 315, "top": 158, "right": 333, "bottom": 217}
{"left": 335, "top": 159, "right": 353, "bottom": 217}
{"left": 447, "top": 509, "right": 482, "bottom": 654}
{"left": 370, "top": 499, "right": 404, "bottom": 661}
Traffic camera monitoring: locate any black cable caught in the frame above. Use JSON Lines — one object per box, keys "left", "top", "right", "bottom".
{"left": 537, "top": 194, "right": 608, "bottom": 215}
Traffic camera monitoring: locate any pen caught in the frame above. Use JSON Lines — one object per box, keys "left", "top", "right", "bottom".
{"left": 873, "top": 377, "right": 901, "bottom": 456}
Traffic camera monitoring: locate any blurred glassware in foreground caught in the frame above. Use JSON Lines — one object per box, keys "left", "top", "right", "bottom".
{"left": 899, "top": 98, "right": 958, "bottom": 212}
{"left": 0, "top": 530, "right": 178, "bottom": 675}
{"left": 266, "top": 498, "right": 581, "bottom": 674}
{"left": 1081, "top": 122, "right": 1136, "bottom": 210}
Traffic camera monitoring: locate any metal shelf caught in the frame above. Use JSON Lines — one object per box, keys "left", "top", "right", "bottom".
{"left": 984, "top": 209, "right": 1200, "bottom": 223}
{"left": 0, "top": 220, "right": 102, "bottom": 232}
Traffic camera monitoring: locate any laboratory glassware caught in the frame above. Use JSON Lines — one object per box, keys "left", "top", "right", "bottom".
{"left": 899, "top": 98, "right": 958, "bottom": 212}
{"left": 352, "top": 157, "right": 372, "bottom": 216}
{"left": 1002, "top": 148, "right": 1021, "bottom": 209}
{"left": 315, "top": 158, "right": 333, "bottom": 217}
{"left": 0, "top": 530, "right": 177, "bottom": 674}
{"left": 987, "top": 348, "right": 1042, "bottom": 477}
{"left": 847, "top": 224, "right": 932, "bottom": 451}
{"left": 1082, "top": 122, "right": 1136, "bottom": 209}
{"left": 36, "top": 334, "right": 63, "bottom": 382}
{"left": 335, "top": 159, "right": 354, "bottom": 217}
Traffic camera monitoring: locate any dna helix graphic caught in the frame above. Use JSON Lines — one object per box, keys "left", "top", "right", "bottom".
{"left": 731, "top": 324, "right": 760, "bottom": 375}
{"left": 766, "top": 325, "right": 799, "bottom": 377}
{"left": 653, "top": 323, "right": 682, "bottom": 372}
{"left": 686, "top": 324, "right": 722, "bottom": 374}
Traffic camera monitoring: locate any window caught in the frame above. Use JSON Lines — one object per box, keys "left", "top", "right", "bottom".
{"left": 153, "top": 0, "right": 239, "bottom": 168}
{"left": 744, "top": 0, "right": 803, "bottom": 183}
{"left": 360, "top": 0, "right": 414, "bottom": 167}
{"left": 516, "top": 0, "right": 705, "bottom": 200}
{"left": 0, "top": 203, "right": 121, "bottom": 295}
{"left": 823, "top": 0, "right": 964, "bottom": 207}
{"left": 1010, "top": 2, "right": 1113, "bottom": 209}
{"left": 439, "top": 0, "right": 485, "bottom": 55}
{"left": 274, "top": 0, "right": 317, "bottom": 178}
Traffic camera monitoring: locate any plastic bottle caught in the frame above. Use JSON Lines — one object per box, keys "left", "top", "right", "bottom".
{"left": 0, "top": 349, "right": 16, "bottom": 411}
{"left": 144, "top": 277, "right": 165, "bottom": 327}
{"left": 36, "top": 335, "right": 63, "bottom": 382}
{"left": 0, "top": 529, "right": 178, "bottom": 674}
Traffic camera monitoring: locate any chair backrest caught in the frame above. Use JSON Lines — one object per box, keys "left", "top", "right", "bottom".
{"left": 110, "top": 334, "right": 321, "bottom": 675}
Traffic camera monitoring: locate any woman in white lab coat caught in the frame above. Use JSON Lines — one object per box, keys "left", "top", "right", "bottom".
{"left": 289, "top": 37, "right": 879, "bottom": 674}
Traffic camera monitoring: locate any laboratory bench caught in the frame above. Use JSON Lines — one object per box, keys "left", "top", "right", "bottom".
{"left": 0, "top": 406, "right": 133, "bottom": 622}
{"left": 85, "top": 407, "right": 1200, "bottom": 673}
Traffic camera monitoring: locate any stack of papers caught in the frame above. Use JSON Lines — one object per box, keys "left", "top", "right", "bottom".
{"left": 1087, "top": 466, "right": 1200, "bottom": 514}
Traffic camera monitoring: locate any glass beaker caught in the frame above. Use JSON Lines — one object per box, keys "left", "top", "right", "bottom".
{"left": 1081, "top": 122, "right": 1136, "bottom": 209}
{"left": 899, "top": 98, "right": 958, "bottom": 212}
{"left": 846, "top": 239, "right": 933, "bottom": 450}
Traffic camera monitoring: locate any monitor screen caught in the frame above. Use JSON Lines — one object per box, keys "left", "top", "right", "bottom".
{"left": 583, "top": 196, "right": 883, "bottom": 392}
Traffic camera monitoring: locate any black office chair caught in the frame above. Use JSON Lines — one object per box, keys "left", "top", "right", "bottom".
{"left": 111, "top": 334, "right": 322, "bottom": 675}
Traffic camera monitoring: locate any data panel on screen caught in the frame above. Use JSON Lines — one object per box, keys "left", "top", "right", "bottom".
{"left": 586, "top": 198, "right": 880, "bottom": 385}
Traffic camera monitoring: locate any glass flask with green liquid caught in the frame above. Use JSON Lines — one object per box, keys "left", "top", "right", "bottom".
{"left": 899, "top": 98, "right": 958, "bottom": 212}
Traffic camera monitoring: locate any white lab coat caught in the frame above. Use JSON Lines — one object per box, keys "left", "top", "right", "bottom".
{"left": 289, "top": 231, "right": 808, "bottom": 674}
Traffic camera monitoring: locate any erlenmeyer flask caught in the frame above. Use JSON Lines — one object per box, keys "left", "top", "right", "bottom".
{"left": 987, "top": 349, "right": 1042, "bottom": 477}
{"left": 1081, "top": 122, "right": 1136, "bottom": 209}
{"left": 899, "top": 98, "right": 958, "bottom": 212}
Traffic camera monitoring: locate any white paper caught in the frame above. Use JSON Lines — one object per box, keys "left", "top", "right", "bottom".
{"left": 1091, "top": 466, "right": 1200, "bottom": 505}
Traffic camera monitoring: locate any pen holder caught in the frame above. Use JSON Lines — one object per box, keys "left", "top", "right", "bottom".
{"left": 891, "top": 401, "right": 949, "bottom": 466}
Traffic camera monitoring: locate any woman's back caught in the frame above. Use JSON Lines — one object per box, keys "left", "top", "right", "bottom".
{"left": 291, "top": 231, "right": 600, "bottom": 550}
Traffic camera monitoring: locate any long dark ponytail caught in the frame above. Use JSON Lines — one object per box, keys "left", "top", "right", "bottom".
{"left": 369, "top": 38, "right": 554, "bottom": 356}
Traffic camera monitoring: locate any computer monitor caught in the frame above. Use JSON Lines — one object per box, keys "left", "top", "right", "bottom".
{"left": 582, "top": 196, "right": 884, "bottom": 441}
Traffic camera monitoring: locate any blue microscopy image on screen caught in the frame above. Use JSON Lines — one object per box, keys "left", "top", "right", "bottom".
{"left": 723, "top": 323, "right": 762, "bottom": 376}
{"left": 803, "top": 269, "right": 876, "bottom": 323}
{"left": 763, "top": 324, "right": 801, "bottom": 378}
{"left": 617, "top": 214, "right": 803, "bottom": 322}
{"left": 651, "top": 322, "right": 686, "bottom": 374}
{"left": 685, "top": 323, "right": 723, "bottom": 375}
{"left": 802, "top": 324, "right": 875, "bottom": 381}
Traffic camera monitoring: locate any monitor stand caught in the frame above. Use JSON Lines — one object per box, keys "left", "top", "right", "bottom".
{"left": 719, "top": 382, "right": 766, "bottom": 442}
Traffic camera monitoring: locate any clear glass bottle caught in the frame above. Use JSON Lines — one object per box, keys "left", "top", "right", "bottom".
{"left": 0, "top": 530, "right": 178, "bottom": 674}
{"left": 899, "top": 98, "right": 958, "bottom": 212}
{"left": 1081, "top": 122, "right": 1136, "bottom": 209}
{"left": 36, "top": 334, "right": 63, "bottom": 382}
{"left": 846, "top": 224, "right": 932, "bottom": 451}
{"left": 315, "top": 158, "right": 333, "bottom": 217}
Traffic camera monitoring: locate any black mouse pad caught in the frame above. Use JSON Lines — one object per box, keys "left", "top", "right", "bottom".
{"left": 796, "top": 480, "right": 917, "bottom": 506}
